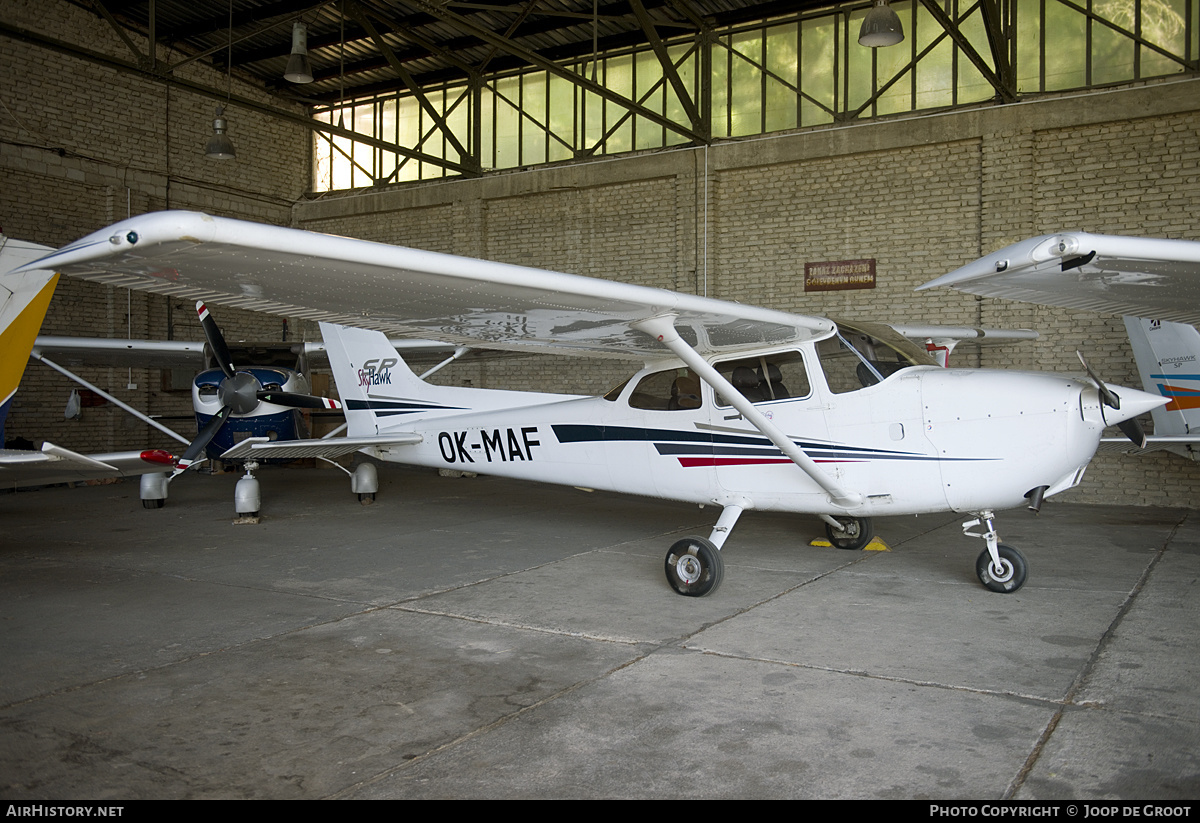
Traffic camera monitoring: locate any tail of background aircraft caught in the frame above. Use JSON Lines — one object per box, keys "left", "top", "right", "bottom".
{"left": 1123, "top": 316, "right": 1200, "bottom": 457}
{"left": 0, "top": 236, "right": 59, "bottom": 444}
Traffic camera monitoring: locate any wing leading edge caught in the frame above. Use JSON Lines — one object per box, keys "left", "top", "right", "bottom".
{"left": 25, "top": 211, "right": 834, "bottom": 361}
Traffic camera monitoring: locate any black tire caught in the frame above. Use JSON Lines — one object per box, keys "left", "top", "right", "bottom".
{"left": 976, "top": 544, "right": 1028, "bottom": 593}
{"left": 142, "top": 498, "right": 165, "bottom": 509}
{"left": 664, "top": 536, "right": 724, "bottom": 597}
{"left": 825, "top": 517, "right": 873, "bottom": 550}
{"left": 358, "top": 493, "right": 375, "bottom": 505}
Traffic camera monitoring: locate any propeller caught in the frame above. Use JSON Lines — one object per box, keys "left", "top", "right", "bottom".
{"left": 172, "top": 302, "right": 342, "bottom": 476}
{"left": 1076, "top": 351, "right": 1148, "bottom": 448}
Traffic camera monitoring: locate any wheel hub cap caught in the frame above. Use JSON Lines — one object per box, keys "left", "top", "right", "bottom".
{"left": 991, "top": 560, "right": 1014, "bottom": 583}
{"left": 675, "top": 554, "right": 702, "bottom": 584}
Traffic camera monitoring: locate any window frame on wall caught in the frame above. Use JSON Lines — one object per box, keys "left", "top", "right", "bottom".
{"left": 311, "top": 0, "right": 1198, "bottom": 193}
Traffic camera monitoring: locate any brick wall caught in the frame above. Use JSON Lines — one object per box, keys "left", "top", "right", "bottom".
{"left": 1, "top": 0, "right": 313, "bottom": 454}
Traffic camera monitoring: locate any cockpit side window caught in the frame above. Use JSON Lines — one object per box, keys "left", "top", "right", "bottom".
{"left": 818, "top": 321, "right": 938, "bottom": 393}
{"left": 628, "top": 368, "right": 703, "bottom": 411}
{"left": 713, "top": 351, "right": 810, "bottom": 407}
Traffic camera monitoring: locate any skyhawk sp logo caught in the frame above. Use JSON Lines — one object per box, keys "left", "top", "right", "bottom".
{"left": 359, "top": 358, "right": 397, "bottom": 387}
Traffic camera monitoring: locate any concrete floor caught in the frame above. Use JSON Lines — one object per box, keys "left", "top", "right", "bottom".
{"left": 1, "top": 462, "right": 1197, "bottom": 799}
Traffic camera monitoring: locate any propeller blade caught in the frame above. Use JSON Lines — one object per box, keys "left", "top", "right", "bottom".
{"left": 173, "top": 405, "right": 233, "bottom": 475}
{"left": 197, "top": 301, "right": 236, "bottom": 379}
{"left": 256, "top": 391, "right": 343, "bottom": 410}
{"left": 1118, "top": 417, "right": 1148, "bottom": 449}
{"left": 1076, "top": 350, "right": 1121, "bottom": 410}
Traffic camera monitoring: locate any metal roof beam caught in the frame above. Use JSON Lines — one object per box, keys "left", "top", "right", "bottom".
{"left": 629, "top": 0, "right": 704, "bottom": 137}
{"left": 346, "top": 0, "right": 479, "bottom": 171}
{"left": 407, "top": 0, "right": 706, "bottom": 143}
{"left": 87, "top": 0, "right": 148, "bottom": 66}
{"left": 918, "top": 0, "right": 1017, "bottom": 103}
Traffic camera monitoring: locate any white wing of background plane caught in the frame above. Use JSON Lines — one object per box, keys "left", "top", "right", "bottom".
{"left": 917, "top": 233, "right": 1200, "bottom": 325}
{"left": 20, "top": 211, "right": 834, "bottom": 361}
{"left": 29, "top": 336, "right": 460, "bottom": 369}
{"left": 0, "top": 443, "right": 174, "bottom": 490}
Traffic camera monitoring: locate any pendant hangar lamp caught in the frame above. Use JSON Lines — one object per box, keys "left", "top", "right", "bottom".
{"left": 204, "top": 106, "right": 236, "bottom": 159}
{"left": 859, "top": 0, "right": 905, "bottom": 47}
{"left": 284, "top": 21, "right": 314, "bottom": 84}
{"left": 205, "top": 0, "right": 236, "bottom": 159}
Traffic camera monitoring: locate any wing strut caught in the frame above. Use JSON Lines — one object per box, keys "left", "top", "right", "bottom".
{"left": 631, "top": 315, "right": 863, "bottom": 509}
{"left": 32, "top": 353, "right": 191, "bottom": 446}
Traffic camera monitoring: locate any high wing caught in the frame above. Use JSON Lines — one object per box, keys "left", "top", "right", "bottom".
{"left": 879, "top": 322, "right": 1038, "bottom": 366}
{"left": 886, "top": 324, "right": 1039, "bottom": 343}
{"left": 917, "top": 233, "right": 1200, "bottom": 325}
{"left": 31, "top": 336, "right": 210, "bottom": 369}
{"left": 0, "top": 443, "right": 172, "bottom": 490}
{"left": 21, "top": 211, "right": 834, "bottom": 360}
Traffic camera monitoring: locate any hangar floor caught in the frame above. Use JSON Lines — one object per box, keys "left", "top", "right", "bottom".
{"left": 1, "top": 463, "right": 1198, "bottom": 800}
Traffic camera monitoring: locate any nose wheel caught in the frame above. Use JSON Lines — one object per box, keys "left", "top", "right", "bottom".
{"left": 975, "top": 544, "right": 1027, "bottom": 593}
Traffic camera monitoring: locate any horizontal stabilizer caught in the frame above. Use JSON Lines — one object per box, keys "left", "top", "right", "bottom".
{"left": 218, "top": 434, "right": 423, "bottom": 461}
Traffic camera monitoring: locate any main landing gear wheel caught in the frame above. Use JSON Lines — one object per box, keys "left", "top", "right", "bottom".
{"left": 975, "top": 544, "right": 1028, "bottom": 593}
{"left": 825, "top": 517, "right": 874, "bottom": 550}
{"left": 665, "top": 536, "right": 724, "bottom": 597}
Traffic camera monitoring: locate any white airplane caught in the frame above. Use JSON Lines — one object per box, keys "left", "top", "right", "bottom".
{"left": 918, "top": 232, "right": 1200, "bottom": 460}
{"left": 21, "top": 211, "right": 1168, "bottom": 595}
{"left": 0, "top": 234, "right": 176, "bottom": 489}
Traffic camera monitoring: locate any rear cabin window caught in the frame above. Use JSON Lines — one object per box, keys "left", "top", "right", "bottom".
{"left": 713, "top": 351, "right": 810, "bottom": 407}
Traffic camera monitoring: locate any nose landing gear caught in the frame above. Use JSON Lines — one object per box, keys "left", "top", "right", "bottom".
{"left": 963, "top": 512, "right": 1028, "bottom": 593}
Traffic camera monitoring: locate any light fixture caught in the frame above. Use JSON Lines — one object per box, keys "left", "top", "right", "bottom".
{"left": 206, "top": 0, "right": 236, "bottom": 160}
{"left": 205, "top": 106, "right": 236, "bottom": 160}
{"left": 858, "top": 0, "right": 905, "bottom": 47}
{"left": 284, "top": 21, "right": 313, "bottom": 84}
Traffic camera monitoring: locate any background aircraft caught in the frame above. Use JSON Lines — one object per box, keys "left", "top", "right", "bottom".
{"left": 0, "top": 234, "right": 175, "bottom": 490}
{"left": 28, "top": 316, "right": 472, "bottom": 513}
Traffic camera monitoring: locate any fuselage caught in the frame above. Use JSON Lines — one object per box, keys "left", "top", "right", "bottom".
{"left": 355, "top": 338, "right": 1117, "bottom": 518}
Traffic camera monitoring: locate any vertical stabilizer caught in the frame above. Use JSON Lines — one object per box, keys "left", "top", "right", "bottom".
{"left": 319, "top": 322, "right": 467, "bottom": 437}
{"left": 0, "top": 237, "right": 58, "bottom": 443}
{"left": 1123, "top": 316, "right": 1200, "bottom": 440}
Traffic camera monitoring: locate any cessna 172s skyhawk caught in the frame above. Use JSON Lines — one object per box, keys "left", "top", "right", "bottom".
{"left": 21, "top": 211, "right": 1166, "bottom": 596}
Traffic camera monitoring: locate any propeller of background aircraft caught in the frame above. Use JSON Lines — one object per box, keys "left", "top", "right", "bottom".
{"left": 173, "top": 302, "right": 342, "bottom": 475}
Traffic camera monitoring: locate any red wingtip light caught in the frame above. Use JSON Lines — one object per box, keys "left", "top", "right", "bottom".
{"left": 139, "top": 449, "right": 177, "bottom": 466}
